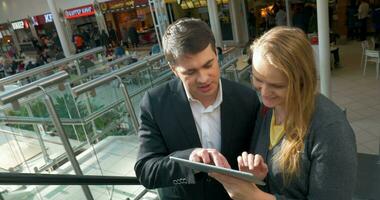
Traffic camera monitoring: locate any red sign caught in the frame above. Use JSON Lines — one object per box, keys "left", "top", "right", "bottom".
{"left": 64, "top": 5, "right": 95, "bottom": 19}
{"left": 32, "top": 13, "right": 54, "bottom": 26}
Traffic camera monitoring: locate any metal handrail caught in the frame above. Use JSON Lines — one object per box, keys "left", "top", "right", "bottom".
{"left": 0, "top": 71, "right": 69, "bottom": 105}
{"left": 146, "top": 53, "right": 164, "bottom": 63}
{"left": 0, "top": 172, "right": 140, "bottom": 185}
{"left": 0, "top": 47, "right": 104, "bottom": 89}
{"left": 72, "top": 59, "right": 148, "bottom": 97}
{"left": 221, "top": 58, "right": 238, "bottom": 71}
{"left": 106, "top": 54, "right": 132, "bottom": 67}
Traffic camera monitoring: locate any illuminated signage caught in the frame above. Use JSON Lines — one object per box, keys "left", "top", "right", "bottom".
{"left": 134, "top": 0, "right": 148, "bottom": 6}
{"left": 64, "top": 5, "right": 95, "bottom": 19}
{"left": 100, "top": 0, "right": 147, "bottom": 13}
{"left": 44, "top": 13, "right": 53, "bottom": 23}
{"left": 32, "top": 16, "right": 39, "bottom": 26}
{"left": 32, "top": 13, "right": 53, "bottom": 26}
{"left": 11, "top": 20, "right": 29, "bottom": 30}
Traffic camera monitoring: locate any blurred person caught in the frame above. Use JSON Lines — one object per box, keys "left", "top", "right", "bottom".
{"left": 100, "top": 30, "right": 109, "bottom": 47}
{"left": 128, "top": 24, "right": 139, "bottom": 48}
{"left": 358, "top": 0, "right": 369, "bottom": 41}
{"left": 108, "top": 25, "right": 117, "bottom": 44}
{"left": 121, "top": 26, "right": 130, "bottom": 48}
{"left": 275, "top": 6, "right": 286, "bottom": 26}
{"left": 73, "top": 33, "right": 85, "bottom": 53}
{"left": 114, "top": 44, "right": 125, "bottom": 58}
{"left": 247, "top": 8, "right": 256, "bottom": 38}
{"left": 372, "top": 7, "right": 380, "bottom": 47}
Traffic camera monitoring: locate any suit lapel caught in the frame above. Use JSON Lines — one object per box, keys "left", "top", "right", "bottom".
{"left": 220, "top": 80, "right": 235, "bottom": 155}
{"left": 171, "top": 79, "right": 202, "bottom": 147}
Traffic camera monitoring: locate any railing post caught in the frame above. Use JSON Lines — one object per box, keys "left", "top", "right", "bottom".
{"left": 39, "top": 86, "right": 94, "bottom": 200}
{"left": 25, "top": 103, "right": 51, "bottom": 164}
{"left": 113, "top": 76, "right": 139, "bottom": 134}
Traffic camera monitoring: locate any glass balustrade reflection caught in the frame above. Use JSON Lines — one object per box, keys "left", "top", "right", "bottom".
{"left": 0, "top": 83, "right": 85, "bottom": 174}
{"left": 0, "top": 48, "right": 106, "bottom": 95}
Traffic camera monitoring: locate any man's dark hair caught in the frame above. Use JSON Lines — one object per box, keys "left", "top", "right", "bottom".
{"left": 162, "top": 18, "right": 216, "bottom": 65}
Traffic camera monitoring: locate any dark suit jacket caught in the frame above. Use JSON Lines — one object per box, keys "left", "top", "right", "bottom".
{"left": 134, "top": 78, "right": 260, "bottom": 200}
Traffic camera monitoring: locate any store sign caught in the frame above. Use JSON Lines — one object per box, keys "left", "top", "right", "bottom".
{"left": 100, "top": 0, "right": 138, "bottom": 13}
{"left": 64, "top": 5, "right": 95, "bottom": 19}
{"left": 134, "top": 0, "right": 148, "bottom": 6}
{"left": 11, "top": 20, "right": 29, "bottom": 30}
{"left": 32, "top": 13, "right": 53, "bottom": 26}
{"left": 44, "top": 13, "right": 53, "bottom": 23}
{"left": 32, "top": 16, "right": 39, "bottom": 26}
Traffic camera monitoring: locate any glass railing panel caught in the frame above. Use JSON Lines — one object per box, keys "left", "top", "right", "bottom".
{"left": 70, "top": 53, "right": 109, "bottom": 87}
{"left": 0, "top": 184, "right": 149, "bottom": 200}
{"left": 0, "top": 185, "right": 42, "bottom": 200}
{"left": 0, "top": 47, "right": 106, "bottom": 94}
{"left": 75, "top": 79, "right": 123, "bottom": 117}
{"left": 0, "top": 82, "right": 85, "bottom": 174}
{"left": 147, "top": 56, "right": 171, "bottom": 81}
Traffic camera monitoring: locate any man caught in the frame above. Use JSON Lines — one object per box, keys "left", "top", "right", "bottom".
{"left": 358, "top": 0, "right": 369, "bottom": 41}
{"left": 134, "top": 18, "right": 260, "bottom": 200}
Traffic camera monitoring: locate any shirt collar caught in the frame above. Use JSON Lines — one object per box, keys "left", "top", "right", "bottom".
{"left": 184, "top": 79, "right": 223, "bottom": 109}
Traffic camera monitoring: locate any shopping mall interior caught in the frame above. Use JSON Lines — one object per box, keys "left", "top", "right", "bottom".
{"left": 0, "top": 0, "right": 379, "bottom": 199}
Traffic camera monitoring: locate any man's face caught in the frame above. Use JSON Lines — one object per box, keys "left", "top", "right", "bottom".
{"left": 171, "top": 44, "right": 220, "bottom": 106}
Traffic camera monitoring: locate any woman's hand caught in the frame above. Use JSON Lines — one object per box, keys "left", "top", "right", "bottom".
{"left": 238, "top": 152, "right": 268, "bottom": 181}
{"left": 209, "top": 173, "right": 256, "bottom": 200}
{"left": 209, "top": 173, "right": 275, "bottom": 200}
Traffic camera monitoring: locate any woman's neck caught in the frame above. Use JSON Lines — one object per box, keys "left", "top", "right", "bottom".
{"left": 273, "top": 106, "right": 286, "bottom": 125}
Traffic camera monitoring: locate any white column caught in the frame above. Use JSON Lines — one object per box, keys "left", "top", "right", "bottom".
{"left": 47, "top": 0, "right": 71, "bottom": 57}
{"left": 149, "top": 0, "right": 169, "bottom": 48}
{"left": 285, "top": 0, "right": 291, "bottom": 26}
{"left": 229, "top": 1, "right": 238, "bottom": 45}
{"left": 317, "top": 0, "right": 331, "bottom": 98}
{"left": 93, "top": 0, "right": 107, "bottom": 33}
{"left": 240, "top": 0, "right": 249, "bottom": 43}
{"left": 207, "top": 0, "right": 222, "bottom": 48}
{"left": 28, "top": 17, "right": 39, "bottom": 40}
{"left": 229, "top": 0, "right": 249, "bottom": 45}
{"left": 8, "top": 21, "right": 21, "bottom": 52}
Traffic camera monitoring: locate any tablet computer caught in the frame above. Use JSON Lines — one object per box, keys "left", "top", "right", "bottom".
{"left": 170, "top": 156, "right": 265, "bottom": 185}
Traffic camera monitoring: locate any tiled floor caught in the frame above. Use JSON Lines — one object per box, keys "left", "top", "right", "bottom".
{"left": 330, "top": 40, "right": 380, "bottom": 155}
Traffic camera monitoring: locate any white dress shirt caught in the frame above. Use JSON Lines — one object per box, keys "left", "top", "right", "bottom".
{"left": 184, "top": 80, "right": 223, "bottom": 151}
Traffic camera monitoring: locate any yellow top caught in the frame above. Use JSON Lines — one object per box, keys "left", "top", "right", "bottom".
{"left": 269, "top": 113, "right": 285, "bottom": 149}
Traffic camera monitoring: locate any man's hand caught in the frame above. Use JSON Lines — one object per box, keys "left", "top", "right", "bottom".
{"left": 238, "top": 152, "right": 268, "bottom": 181}
{"left": 189, "top": 148, "right": 231, "bottom": 168}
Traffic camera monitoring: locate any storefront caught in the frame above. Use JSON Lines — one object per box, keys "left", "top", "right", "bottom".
{"left": 64, "top": 4, "right": 98, "bottom": 33}
{"left": 0, "top": 24, "right": 13, "bottom": 55}
{"left": 32, "top": 13, "right": 57, "bottom": 37}
{"left": 100, "top": 0, "right": 156, "bottom": 45}
{"left": 11, "top": 19, "right": 33, "bottom": 43}
{"left": 165, "top": 0, "right": 233, "bottom": 40}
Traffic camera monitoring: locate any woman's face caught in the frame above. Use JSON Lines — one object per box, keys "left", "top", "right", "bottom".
{"left": 252, "top": 58, "right": 288, "bottom": 109}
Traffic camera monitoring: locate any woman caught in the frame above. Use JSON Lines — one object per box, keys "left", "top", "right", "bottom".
{"left": 209, "top": 27, "right": 357, "bottom": 200}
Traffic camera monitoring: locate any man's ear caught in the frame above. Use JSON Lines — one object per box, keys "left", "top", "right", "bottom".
{"left": 170, "top": 65, "right": 179, "bottom": 77}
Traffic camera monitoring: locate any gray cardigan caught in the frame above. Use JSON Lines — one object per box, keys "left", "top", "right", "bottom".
{"left": 251, "top": 94, "right": 357, "bottom": 200}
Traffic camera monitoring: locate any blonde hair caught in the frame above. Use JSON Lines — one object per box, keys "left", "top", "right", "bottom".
{"left": 251, "top": 27, "right": 317, "bottom": 182}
